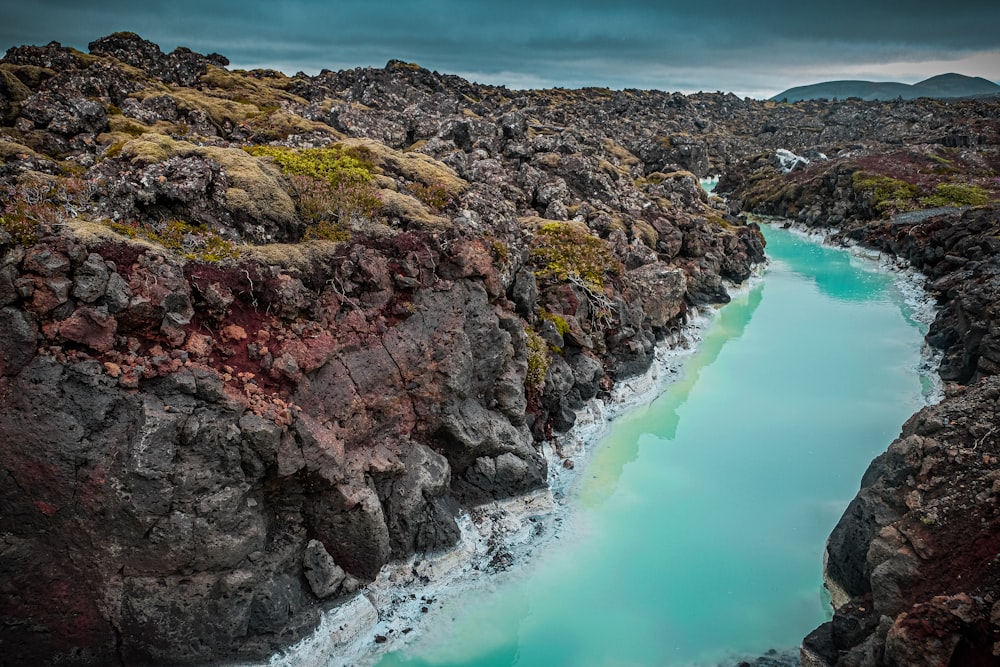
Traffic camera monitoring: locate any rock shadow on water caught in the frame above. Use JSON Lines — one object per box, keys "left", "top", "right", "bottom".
{"left": 578, "top": 280, "right": 765, "bottom": 509}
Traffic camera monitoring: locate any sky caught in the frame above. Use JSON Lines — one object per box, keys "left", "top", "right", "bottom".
{"left": 2, "top": 1, "right": 999, "bottom": 98}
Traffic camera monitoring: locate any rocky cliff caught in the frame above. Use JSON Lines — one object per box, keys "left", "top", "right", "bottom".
{"left": 0, "top": 33, "right": 765, "bottom": 665}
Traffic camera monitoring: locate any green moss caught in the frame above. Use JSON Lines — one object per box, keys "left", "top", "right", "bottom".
{"left": 107, "top": 219, "right": 240, "bottom": 263}
{"left": 137, "top": 87, "right": 260, "bottom": 132}
{"left": 706, "top": 213, "right": 732, "bottom": 229}
{"left": 0, "top": 213, "right": 40, "bottom": 245}
{"left": 919, "top": 182, "right": 990, "bottom": 207}
{"left": 0, "top": 63, "right": 55, "bottom": 90}
{"left": 341, "top": 138, "right": 468, "bottom": 198}
{"left": 0, "top": 68, "right": 32, "bottom": 108}
{"left": 243, "top": 145, "right": 389, "bottom": 231}
{"left": 244, "top": 108, "right": 333, "bottom": 141}
{"left": 0, "top": 140, "right": 45, "bottom": 162}
{"left": 119, "top": 133, "right": 181, "bottom": 163}
{"left": 540, "top": 308, "right": 571, "bottom": 337}
{"left": 491, "top": 240, "right": 510, "bottom": 261}
{"left": 525, "top": 326, "right": 551, "bottom": 393}
{"left": 388, "top": 61, "right": 422, "bottom": 71}
{"left": 530, "top": 221, "right": 622, "bottom": 292}
{"left": 852, "top": 171, "right": 918, "bottom": 211}
{"left": 244, "top": 144, "right": 376, "bottom": 187}
{"left": 107, "top": 114, "right": 148, "bottom": 137}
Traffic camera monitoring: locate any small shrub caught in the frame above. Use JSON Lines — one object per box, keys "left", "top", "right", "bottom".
{"left": 0, "top": 212, "right": 40, "bottom": 245}
{"left": 247, "top": 145, "right": 384, "bottom": 232}
{"left": 491, "top": 239, "right": 510, "bottom": 261}
{"left": 530, "top": 221, "right": 622, "bottom": 292}
{"left": 540, "top": 308, "right": 571, "bottom": 337}
{"left": 408, "top": 180, "right": 453, "bottom": 211}
{"left": 0, "top": 180, "right": 68, "bottom": 244}
{"left": 288, "top": 174, "right": 382, "bottom": 230}
{"left": 303, "top": 219, "right": 351, "bottom": 242}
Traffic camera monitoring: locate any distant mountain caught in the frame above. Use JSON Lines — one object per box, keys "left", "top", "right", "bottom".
{"left": 771, "top": 73, "right": 1000, "bottom": 102}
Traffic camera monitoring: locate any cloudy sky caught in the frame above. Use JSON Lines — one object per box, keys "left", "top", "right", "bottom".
{"left": 2, "top": 1, "right": 999, "bottom": 97}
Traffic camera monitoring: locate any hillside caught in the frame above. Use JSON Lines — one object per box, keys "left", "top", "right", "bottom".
{"left": 772, "top": 72, "right": 1000, "bottom": 102}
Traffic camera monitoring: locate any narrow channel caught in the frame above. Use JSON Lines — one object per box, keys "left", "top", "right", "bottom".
{"left": 373, "top": 224, "right": 933, "bottom": 666}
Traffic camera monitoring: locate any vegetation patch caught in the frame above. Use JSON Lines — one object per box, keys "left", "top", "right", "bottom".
{"left": 245, "top": 146, "right": 385, "bottom": 232}
{"left": 852, "top": 171, "right": 919, "bottom": 211}
{"left": 530, "top": 221, "right": 622, "bottom": 292}
{"left": 540, "top": 308, "right": 571, "bottom": 337}
{"left": 244, "top": 144, "right": 377, "bottom": 187}
{"left": 107, "top": 219, "right": 240, "bottom": 263}
{"left": 524, "top": 326, "right": 551, "bottom": 393}
{"left": 408, "top": 180, "right": 453, "bottom": 212}
{"left": 133, "top": 86, "right": 259, "bottom": 133}
{"left": 919, "top": 182, "right": 991, "bottom": 208}
{"left": 340, "top": 138, "right": 468, "bottom": 198}
{"left": 1, "top": 178, "right": 96, "bottom": 245}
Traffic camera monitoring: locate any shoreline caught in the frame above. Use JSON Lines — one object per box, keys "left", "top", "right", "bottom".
{"left": 261, "top": 299, "right": 736, "bottom": 667}
{"left": 261, "top": 220, "right": 941, "bottom": 667}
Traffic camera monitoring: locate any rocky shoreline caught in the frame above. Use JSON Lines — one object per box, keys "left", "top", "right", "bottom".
{"left": 0, "top": 33, "right": 766, "bottom": 666}
{"left": 263, "top": 307, "right": 718, "bottom": 666}
{"left": 730, "top": 198, "right": 1000, "bottom": 662}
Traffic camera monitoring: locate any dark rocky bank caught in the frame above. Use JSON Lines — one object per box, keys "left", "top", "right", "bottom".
{"left": 0, "top": 31, "right": 998, "bottom": 667}
{"left": 725, "top": 133, "right": 1000, "bottom": 663}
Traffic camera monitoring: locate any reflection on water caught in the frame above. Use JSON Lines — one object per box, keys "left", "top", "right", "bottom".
{"left": 579, "top": 281, "right": 765, "bottom": 509}
{"left": 374, "top": 225, "right": 929, "bottom": 667}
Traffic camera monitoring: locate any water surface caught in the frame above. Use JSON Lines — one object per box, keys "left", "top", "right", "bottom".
{"left": 376, "top": 226, "right": 931, "bottom": 667}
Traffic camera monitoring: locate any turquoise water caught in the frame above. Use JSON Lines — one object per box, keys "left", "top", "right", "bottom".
{"left": 375, "top": 226, "right": 930, "bottom": 667}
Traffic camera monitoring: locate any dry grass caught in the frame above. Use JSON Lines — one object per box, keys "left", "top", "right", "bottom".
{"left": 601, "top": 139, "right": 641, "bottom": 167}
{"left": 379, "top": 189, "right": 449, "bottom": 226}
{"left": 340, "top": 138, "right": 469, "bottom": 197}
{"left": 242, "top": 239, "right": 343, "bottom": 273}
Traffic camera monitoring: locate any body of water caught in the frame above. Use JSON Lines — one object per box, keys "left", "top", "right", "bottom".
{"left": 370, "top": 225, "right": 932, "bottom": 667}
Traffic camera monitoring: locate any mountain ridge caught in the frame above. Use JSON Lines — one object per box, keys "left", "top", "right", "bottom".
{"left": 772, "top": 72, "right": 1000, "bottom": 102}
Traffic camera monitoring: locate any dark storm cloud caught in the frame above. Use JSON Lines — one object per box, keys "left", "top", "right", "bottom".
{"left": 2, "top": 0, "right": 998, "bottom": 95}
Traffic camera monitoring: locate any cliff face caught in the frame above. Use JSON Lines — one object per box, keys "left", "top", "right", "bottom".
{"left": 0, "top": 33, "right": 765, "bottom": 665}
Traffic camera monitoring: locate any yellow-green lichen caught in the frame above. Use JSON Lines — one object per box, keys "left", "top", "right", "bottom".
{"left": 919, "top": 182, "right": 990, "bottom": 207}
